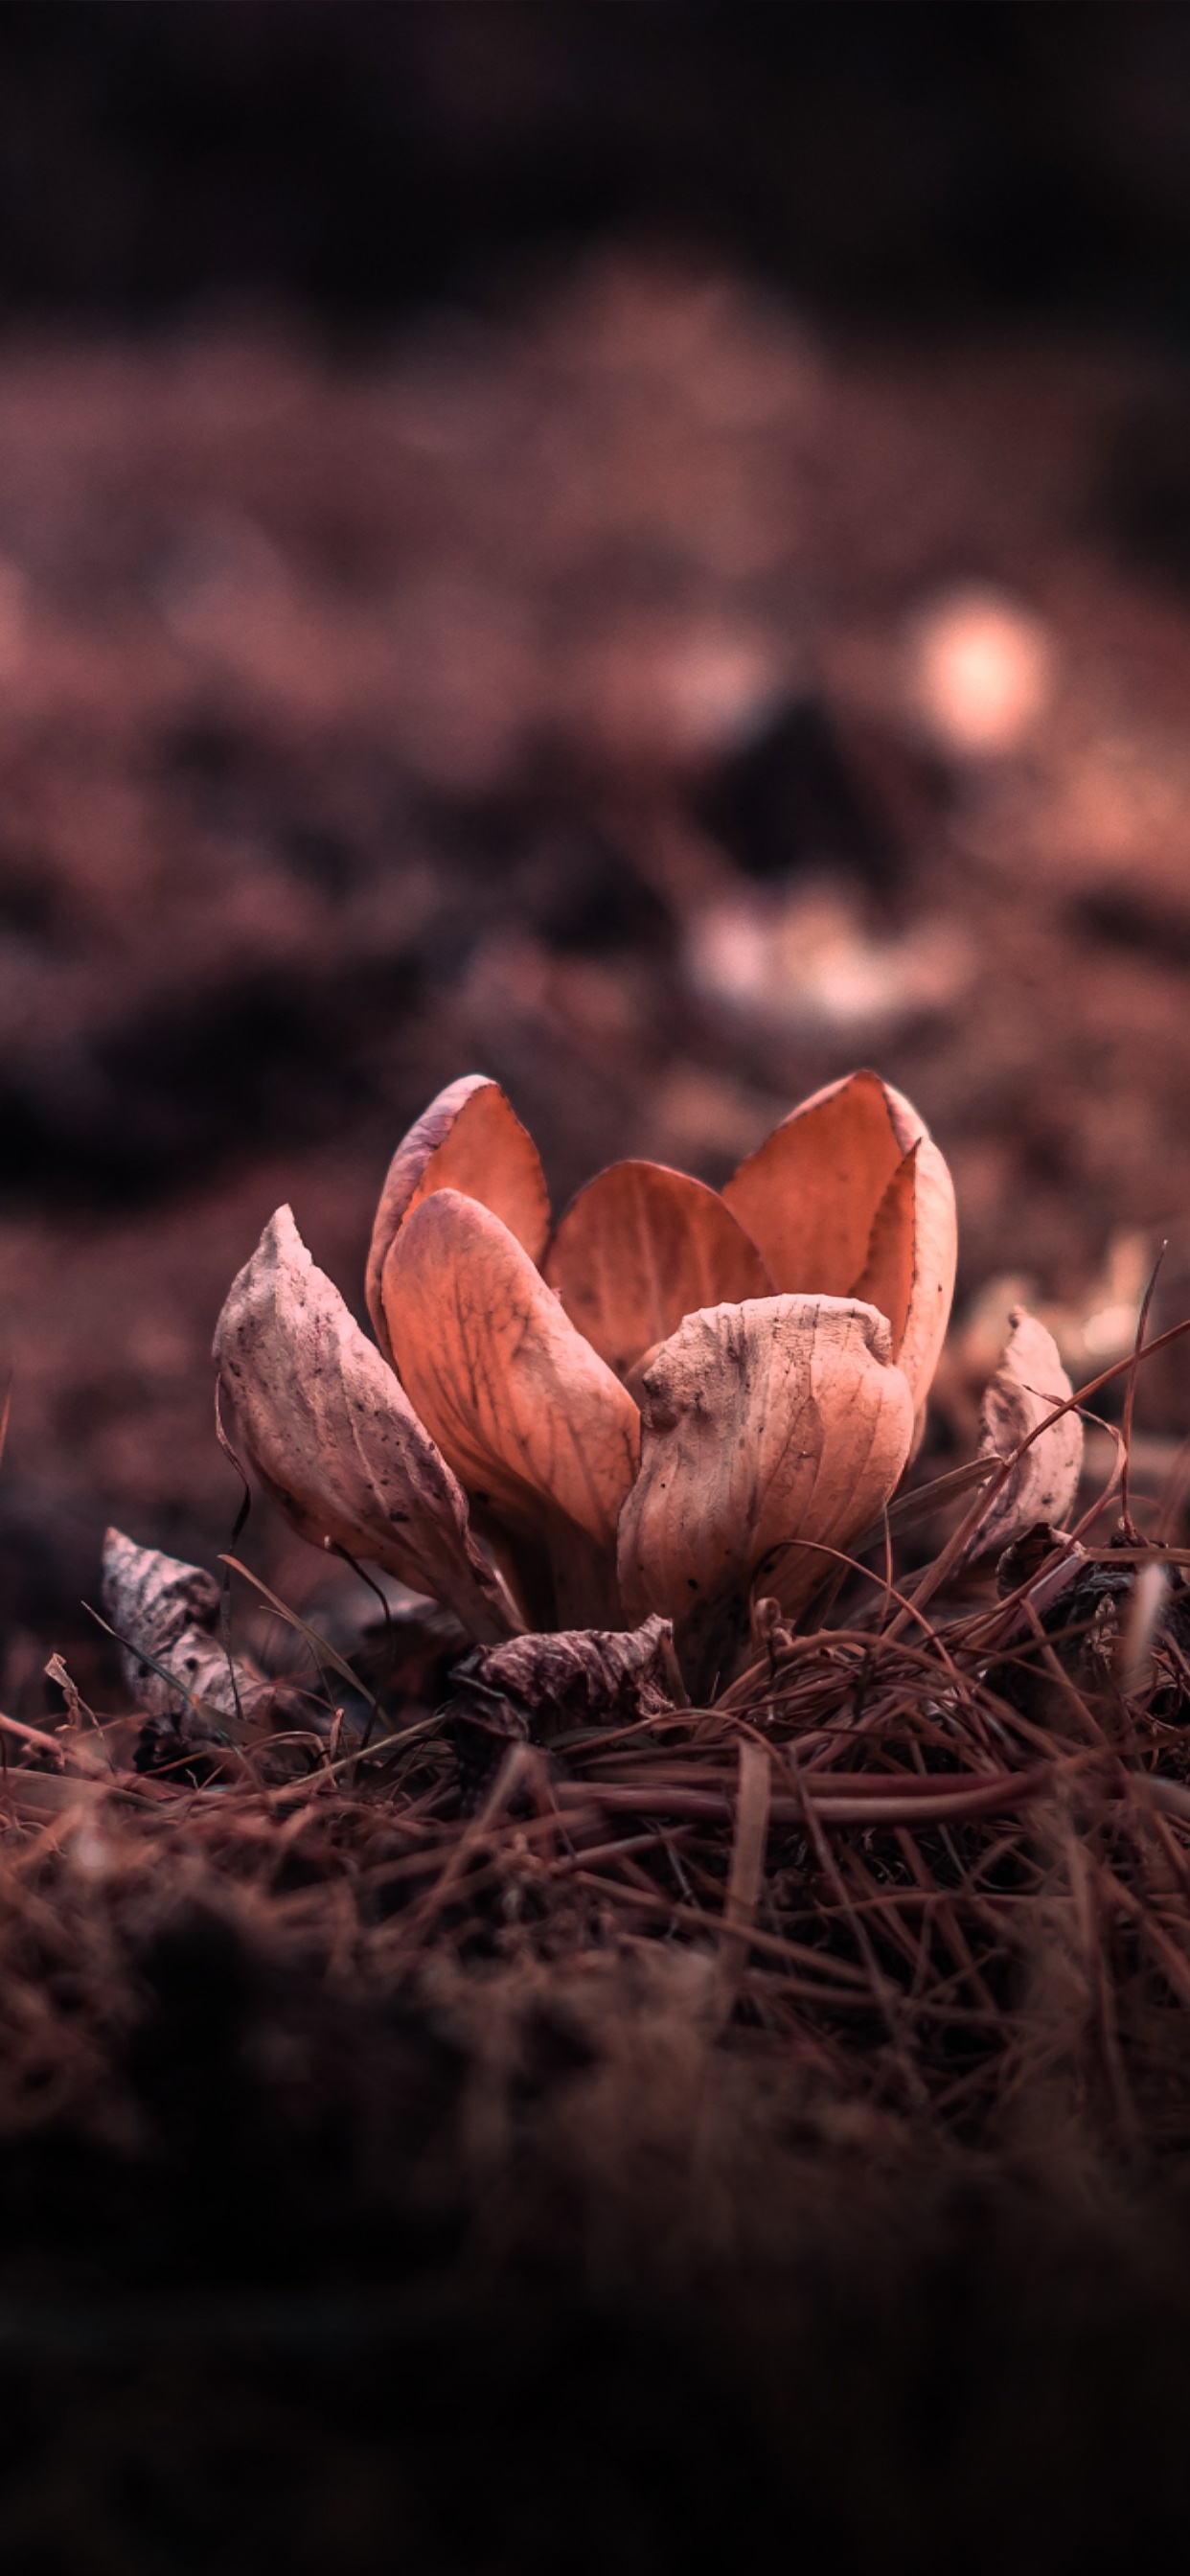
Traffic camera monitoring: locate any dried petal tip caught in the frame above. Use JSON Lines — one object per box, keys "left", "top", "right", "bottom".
{"left": 215, "top": 1205, "right": 521, "bottom": 1642}
{"left": 968, "top": 1307, "right": 1084, "bottom": 1563}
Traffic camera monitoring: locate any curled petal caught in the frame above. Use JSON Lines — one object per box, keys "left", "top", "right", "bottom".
{"left": 366, "top": 1074, "right": 550, "bottom": 1362}
{"left": 383, "top": 1189, "right": 640, "bottom": 1622}
{"left": 618, "top": 1294, "right": 914, "bottom": 1694}
{"left": 968, "top": 1308, "right": 1084, "bottom": 1562}
{"left": 543, "top": 1159, "right": 772, "bottom": 1379}
{"left": 215, "top": 1207, "right": 521, "bottom": 1643}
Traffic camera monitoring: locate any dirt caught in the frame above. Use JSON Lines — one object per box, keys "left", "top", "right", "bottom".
{"left": 8, "top": 253, "right": 1190, "bottom": 2558}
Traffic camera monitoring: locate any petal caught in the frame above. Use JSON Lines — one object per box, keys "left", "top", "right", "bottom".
{"left": 383, "top": 1188, "right": 640, "bottom": 1617}
{"left": 543, "top": 1159, "right": 773, "bottom": 1378}
{"left": 366, "top": 1074, "right": 550, "bottom": 1362}
{"left": 891, "top": 1126, "right": 957, "bottom": 1419}
{"left": 618, "top": 1293, "right": 913, "bottom": 1694}
{"left": 967, "top": 1308, "right": 1084, "bottom": 1561}
{"left": 723, "top": 1068, "right": 957, "bottom": 1419}
{"left": 722, "top": 1069, "right": 906, "bottom": 1296}
{"left": 215, "top": 1207, "right": 521, "bottom": 1642}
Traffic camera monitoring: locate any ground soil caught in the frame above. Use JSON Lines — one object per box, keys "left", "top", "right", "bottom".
{"left": 5, "top": 257, "right": 1190, "bottom": 2566}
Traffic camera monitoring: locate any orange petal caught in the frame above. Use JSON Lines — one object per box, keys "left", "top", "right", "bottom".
{"left": 618, "top": 1293, "right": 913, "bottom": 1693}
{"left": 851, "top": 1145, "right": 917, "bottom": 1352}
{"left": 383, "top": 1188, "right": 640, "bottom": 1568}
{"left": 214, "top": 1208, "right": 521, "bottom": 1643}
{"left": 723, "top": 1068, "right": 957, "bottom": 1423}
{"left": 543, "top": 1160, "right": 773, "bottom": 1378}
{"left": 366, "top": 1075, "right": 550, "bottom": 1361}
{"left": 721, "top": 1068, "right": 906, "bottom": 1296}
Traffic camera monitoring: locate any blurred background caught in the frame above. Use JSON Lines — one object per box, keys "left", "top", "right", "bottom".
{"left": 7, "top": 1, "right": 1190, "bottom": 1668}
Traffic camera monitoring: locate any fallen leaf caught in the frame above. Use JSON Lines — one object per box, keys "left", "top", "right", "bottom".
{"left": 453, "top": 1613, "right": 681, "bottom": 1737}
{"left": 366, "top": 1074, "right": 550, "bottom": 1361}
{"left": 102, "top": 1527, "right": 274, "bottom": 1728}
{"left": 968, "top": 1308, "right": 1084, "bottom": 1560}
{"left": 544, "top": 1158, "right": 772, "bottom": 1378}
{"left": 618, "top": 1294, "right": 914, "bottom": 1693}
{"left": 215, "top": 1207, "right": 521, "bottom": 1642}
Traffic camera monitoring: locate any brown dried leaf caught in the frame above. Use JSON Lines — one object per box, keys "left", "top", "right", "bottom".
{"left": 215, "top": 1207, "right": 521, "bottom": 1642}
{"left": 383, "top": 1188, "right": 640, "bottom": 1623}
{"left": 102, "top": 1527, "right": 274, "bottom": 1725}
{"left": 454, "top": 1614, "right": 680, "bottom": 1739}
{"left": 543, "top": 1158, "right": 773, "bottom": 1379}
{"left": 618, "top": 1294, "right": 914, "bottom": 1693}
{"left": 366, "top": 1074, "right": 550, "bottom": 1362}
{"left": 969, "top": 1307, "right": 1084, "bottom": 1561}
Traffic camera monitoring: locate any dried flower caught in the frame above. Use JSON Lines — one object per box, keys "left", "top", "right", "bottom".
{"left": 215, "top": 1069, "right": 956, "bottom": 1689}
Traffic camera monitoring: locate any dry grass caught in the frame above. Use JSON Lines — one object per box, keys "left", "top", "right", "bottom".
{"left": 7, "top": 1437, "right": 1190, "bottom": 2194}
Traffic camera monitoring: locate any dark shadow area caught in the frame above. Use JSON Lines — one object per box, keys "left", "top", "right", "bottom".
{"left": 0, "top": 4, "right": 1189, "bottom": 336}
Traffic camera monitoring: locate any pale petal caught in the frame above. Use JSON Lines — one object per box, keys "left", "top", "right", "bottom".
{"left": 215, "top": 1207, "right": 520, "bottom": 1642}
{"left": 543, "top": 1158, "right": 773, "bottom": 1378}
{"left": 618, "top": 1293, "right": 913, "bottom": 1693}
{"left": 366, "top": 1074, "right": 550, "bottom": 1361}
{"left": 383, "top": 1188, "right": 640, "bottom": 1622}
{"left": 968, "top": 1308, "right": 1084, "bottom": 1561}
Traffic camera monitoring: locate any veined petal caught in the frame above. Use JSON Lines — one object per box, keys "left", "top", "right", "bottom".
{"left": 722, "top": 1069, "right": 907, "bottom": 1297}
{"left": 214, "top": 1207, "right": 521, "bottom": 1643}
{"left": 366, "top": 1074, "right": 550, "bottom": 1362}
{"left": 618, "top": 1293, "right": 913, "bottom": 1693}
{"left": 543, "top": 1159, "right": 773, "bottom": 1378}
{"left": 383, "top": 1189, "right": 640, "bottom": 1617}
